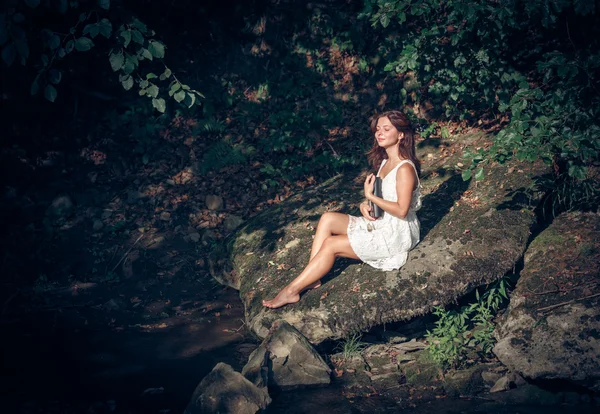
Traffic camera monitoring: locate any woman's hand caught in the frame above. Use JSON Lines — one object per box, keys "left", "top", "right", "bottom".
{"left": 364, "top": 173, "right": 375, "bottom": 201}
{"left": 359, "top": 202, "right": 376, "bottom": 221}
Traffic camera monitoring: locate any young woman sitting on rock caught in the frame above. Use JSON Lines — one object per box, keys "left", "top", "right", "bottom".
{"left": 262, "top": 110, "right": 422, "bottom": 309}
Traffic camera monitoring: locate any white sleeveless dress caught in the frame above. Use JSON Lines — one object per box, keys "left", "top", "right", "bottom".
{"left": 347, "top": 159, "right": 421, "bottom": 270}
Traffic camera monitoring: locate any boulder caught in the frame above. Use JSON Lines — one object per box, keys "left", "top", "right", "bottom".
{"left": 184, "top": 362, "right": 271, "bottom": 414}
{"left": 242, "top": 320, "right": 331, "bottom": 391}
{"left": 493, "top": 211, "right": 600, "bottom": 392}
{"left": 212, "top": 133, "right": 549, "bottom": 343}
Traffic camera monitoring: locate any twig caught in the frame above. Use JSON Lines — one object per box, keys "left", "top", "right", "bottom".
{"left": 111, "top": 234, "right": 144, "bottom": 273}
{"left": 537, "top": 292, "right": 600, "bottom": 313}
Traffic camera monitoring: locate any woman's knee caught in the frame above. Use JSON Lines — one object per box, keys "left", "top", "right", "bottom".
{"left": 317, "top": 212, "right": 335, "bottom": 230}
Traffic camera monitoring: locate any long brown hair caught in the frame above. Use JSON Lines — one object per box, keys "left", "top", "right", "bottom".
{"left": 366, "top": 110, "right": 421, "bottom": 176}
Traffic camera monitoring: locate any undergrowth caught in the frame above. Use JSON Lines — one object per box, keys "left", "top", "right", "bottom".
{"left": 425, "top": 277, "right": 509, "bottom": 370}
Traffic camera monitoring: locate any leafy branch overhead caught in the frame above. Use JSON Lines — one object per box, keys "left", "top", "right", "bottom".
{"left": 363, "top": 0, "right": 600, "bottom": 184}
{"left": 1, "top": 0, "right": 202, "bottom": 113}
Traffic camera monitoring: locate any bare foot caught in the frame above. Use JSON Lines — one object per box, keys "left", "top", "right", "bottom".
{"left": 262, "top": 287, "right": 300, "bottom": 309}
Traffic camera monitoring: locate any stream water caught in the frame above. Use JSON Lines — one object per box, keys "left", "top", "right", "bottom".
{"left": 1, "top": 280, "right": 596, "bottom": 414}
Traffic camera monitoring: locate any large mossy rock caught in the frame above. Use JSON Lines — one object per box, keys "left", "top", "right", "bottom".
{"left": 211, "top": 133, "right": 549, "bottom": 343}
{"left": 494, "top": 212, "right": 600, "bottom": 392}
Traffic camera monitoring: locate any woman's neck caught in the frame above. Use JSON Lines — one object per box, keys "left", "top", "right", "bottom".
{"left": 385, "top": 146, "right": 404, "bottom": 162}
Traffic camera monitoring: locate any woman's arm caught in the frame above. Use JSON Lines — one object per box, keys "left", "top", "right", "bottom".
{"left": 366, "top": 164, "right": 416, "bottom": 219}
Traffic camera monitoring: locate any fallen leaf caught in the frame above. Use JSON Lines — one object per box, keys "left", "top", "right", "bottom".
{"left": 320, "top": 291, "right": 329, "bottom": 300}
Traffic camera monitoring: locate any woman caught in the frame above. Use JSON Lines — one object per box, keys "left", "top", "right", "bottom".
{"left": 262, "top": 110, "right": 421, "bottom": 309}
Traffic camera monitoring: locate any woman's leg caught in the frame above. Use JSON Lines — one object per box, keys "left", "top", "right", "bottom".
{"left": 305, "top": 212, "right": 350, "bottom": 290}
{"left": 310, "top": 212, "right": 350, "bottom": 260}
{"left": 262, "top": 235, "right": 359, "bottom": 309}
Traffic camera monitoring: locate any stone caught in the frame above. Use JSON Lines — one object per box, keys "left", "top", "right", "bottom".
{"left": 184, "top": 362, "right": 270, "bottom": 414}
{"left": 481, "top": 370, "right": 503, "bottom": 387}
{"left": 205, "top": 195, "right": 224, "bottom": 211}
{"left": 442, "top": 365, "right": 485, "bottom": 397}
{"left": 101, "top": 210, "right": 113, "bottom": 219}
{"left": 210, "top": 132, "right": 550, "bottom": 344}
{"left": 489, "top": 376, "right": 511, "bottom": 393}
{"left": 224, "top": 214, "right": 244, "bottom": 232}
{"left": 381, "top": 331, "right": 408, "bottom": 344}
{"left": 92, "top": 220, "right": 104, "bottom": 231}
{"left": 493, "top": 212, "right": 600, "bottom": 392}
{"left": 242, "top": 320, "right": 331, "bottom": 391}
{"left": 160, "top": 212, "right": 171, "bottom": 221}
{"left": 188, "top": 232, "right": 200, "bottom": 243}
{"left": 46, "top": 195, "right": 74, "bottom": 219}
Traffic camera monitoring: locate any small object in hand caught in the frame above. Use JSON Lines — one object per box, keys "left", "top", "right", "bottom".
{"left": 369, "top": 176, "right": 383, "bottom": 218}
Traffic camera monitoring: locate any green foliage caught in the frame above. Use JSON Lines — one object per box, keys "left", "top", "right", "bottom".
{"left": 363, "top": 0, "right": 600, "bottom": 195}
{"left": 425, "top": 278, "right": 509, "bottom": 369}
{"left": 536, "top": 173, "right": 600, "bottom": 218}
{"left": 334, "top": 332, "right": 367, "bottom": 360}
{"left": 199, "top": 139, "right": 248, "bottom": 175}
{"left": 1, "top": 0, "right": 202, "bottom": 112}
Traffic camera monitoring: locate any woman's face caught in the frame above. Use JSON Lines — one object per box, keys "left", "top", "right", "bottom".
{"left": 375, "top": 116, "right": 401, "bottom": 148}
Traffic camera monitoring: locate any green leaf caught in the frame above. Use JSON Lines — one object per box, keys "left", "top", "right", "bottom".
{"left": 131, "top": 29, "right": 144, "bottom": 45}
{"left": 461, "top": 169, "right": 472, "bottom": 181}
{"left": 2, "top": 43, "right": 16, "bottom": 66}
{"left": 147, "top": 84, "right": 159, "bottom": 98}
{"left": 120, "top": 30, "right": 131, "bottom": 47}
{"left": 148, "top": 40, "right": 165, "bottom": 58}
{"left": 122, "top": 56, "right": 135, "bottom": 74}
{"left": 141, "top": 48, "right": 152, "bottom": 60}
{"left": 44, "top": 84, "right": 57, "bottom": 102}
{"left": 83, "top": 23, "right": 100, "bottom": 38}
{"left": 146, "top": 72, "right": 157, "bottom": 79}
{"left": 98, "top": 19, "right": 112, "bottom": 38}
{"left": 30, "top": 74, "right": 40, "bottom": 95}
{"left": 139, "top": 79, "right": 148, "bottom": 88}
{"left": 131, "top": 18, "right": 148, "bottom": 34}
{"left": 152, "top": 97, "right": 166, "bottom": 113}
{"left": 109, "top": 50, "right": 124, "bottom": 71}
{"left": 173, "top": 90, "right": 185, "bottom": 103}
{"left": 98, "top": 0, "right": 110, "bottom": 10}
{"left": 121, "top": 75, "right": 133, "bottom": 91}
{"left": 47, "top": 34, "right": 61, "bottom": 50}
{"left": 65, "top": 40, "right": 74, "bottom": 53}
{"left": 159, "top": 68, "right": 171, "bottom": 80}
{"left": 474, "top": 168, "right": 485, "bottom": 180}
{"left": 185, "top": 92, "right": 196, "bottom": 108}
{"left": 49, "top": 69, "right": 62, "bottom": 84}
{"left": 380, "top": 14, "right": 390, "bottom": 28}
{"left": 75, "top": 37, "right": 94, "bottom": 51}
{"left": 24, "top": 0, "right": 41, "bottom": 8}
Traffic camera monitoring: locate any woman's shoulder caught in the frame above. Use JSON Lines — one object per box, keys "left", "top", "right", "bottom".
{"left": 395, "top": 161, "right": 419, "bottom": 182}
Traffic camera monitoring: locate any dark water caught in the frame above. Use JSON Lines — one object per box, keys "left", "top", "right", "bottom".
{"left": 2, "top": 283, "right": 597, "bottom": 414}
